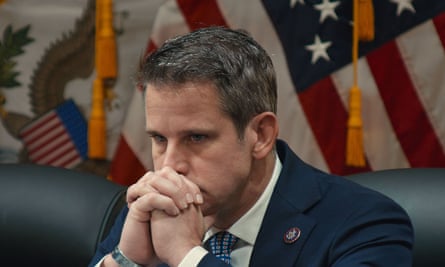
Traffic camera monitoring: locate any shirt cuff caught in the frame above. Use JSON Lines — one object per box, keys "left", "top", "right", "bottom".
{"left": 178, "top": 246, "right": 208, "bottom": 267}
{"left": 94, "top": 256, "right": 105, "bottom": 267}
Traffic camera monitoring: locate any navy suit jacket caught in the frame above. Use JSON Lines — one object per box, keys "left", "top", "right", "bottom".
{"left": 89, "top": 140, "right": 413, "bottom": 267}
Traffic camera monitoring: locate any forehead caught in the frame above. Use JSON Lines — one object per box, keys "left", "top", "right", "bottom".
{"left": 144, "top": 82, "right": 228, "bottom": 129}
{"left": 145, "top": 81, "right": 221, "bottom": 107}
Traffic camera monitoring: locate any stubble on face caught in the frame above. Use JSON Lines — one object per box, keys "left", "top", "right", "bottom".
{"left": 144, "top": 82, "right": 271, "bottom": 228}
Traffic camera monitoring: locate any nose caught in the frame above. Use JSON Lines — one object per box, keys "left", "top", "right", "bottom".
{"left": 161, "top": 142, "right": 189, "bottom": 175}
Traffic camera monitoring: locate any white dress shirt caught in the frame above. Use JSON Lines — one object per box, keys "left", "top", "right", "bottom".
{"left": 179, "top": 154, "right": 282, "bottom": 266}
{"left": 95, "top": 154, "right": 282, "bottom": 267}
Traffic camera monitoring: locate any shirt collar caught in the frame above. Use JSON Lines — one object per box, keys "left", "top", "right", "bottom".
{"left": 204, "top": 153, "right": 282, "bottom": 245}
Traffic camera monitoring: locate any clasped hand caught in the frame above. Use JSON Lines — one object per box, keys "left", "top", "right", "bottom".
{"left": 117, "top": 167, "right": 210, "bottom": 267}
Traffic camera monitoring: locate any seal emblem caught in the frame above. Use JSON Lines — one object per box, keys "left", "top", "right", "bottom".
{"left": 283, "top": 227, "right": 301, "bottom": 244}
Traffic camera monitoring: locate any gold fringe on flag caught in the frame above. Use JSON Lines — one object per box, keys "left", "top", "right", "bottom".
{"left": 346, "top": 0, "right": 374, "bottom": 167}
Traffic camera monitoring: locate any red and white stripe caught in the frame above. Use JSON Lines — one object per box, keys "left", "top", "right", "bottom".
{"left": 110, "top": 0, "right": 445, "bottom": 185}
{"left": 20, "top": 111, "right": 82, "bottom": 168}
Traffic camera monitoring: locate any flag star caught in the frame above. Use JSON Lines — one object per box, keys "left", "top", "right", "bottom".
{"left": 390, "top": 0, "right": 416, "bottom": 16}
{"left": 305, "top": 35, "right": 332, "bottom": 64}
{"left": 290, "top": 0, "right": 305, "bottom": 8}
{"left": 314, "top": 0, "right": 340, "bottom": 23}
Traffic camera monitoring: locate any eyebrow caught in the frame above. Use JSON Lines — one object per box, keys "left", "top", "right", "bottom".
{"left": 146, "top": 130, "right": 159, "bottom": 136}
{"left": 146, "top": 128, "right": 215, "bottom": 137}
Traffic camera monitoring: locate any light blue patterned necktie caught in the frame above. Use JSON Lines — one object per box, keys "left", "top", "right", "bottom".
{"left": 207, "top": 231, "right": 239, "bottom": 264}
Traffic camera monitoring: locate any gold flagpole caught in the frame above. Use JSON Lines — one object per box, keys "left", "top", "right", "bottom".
{"left": 88, "top": 0, "right": 117, "bottom": 159}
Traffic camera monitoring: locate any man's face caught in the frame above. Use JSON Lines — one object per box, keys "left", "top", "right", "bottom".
{"left": 145, "top": 82, "right": 257, "bottom": 222}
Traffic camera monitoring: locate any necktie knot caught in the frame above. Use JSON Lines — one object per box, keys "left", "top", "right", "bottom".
{"left": 208, "top": 231, "right": 239, "bottom": 264}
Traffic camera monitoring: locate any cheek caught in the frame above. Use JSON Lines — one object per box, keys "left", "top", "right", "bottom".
{"left": 198, "top": 150, "right": 252, "bottom": 193}
{"left": 197, "top": 157, "right": 251, "bottom": 216}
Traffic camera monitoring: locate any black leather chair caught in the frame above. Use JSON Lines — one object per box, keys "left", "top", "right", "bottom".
{"left": 0, "top": 163, "right": 126, "bottom": 267}
{"left": 348, "top": 168, "right": 445, "bottom": 267}
{"left": 1, "top": 164, "right": 443, "bottom": 266}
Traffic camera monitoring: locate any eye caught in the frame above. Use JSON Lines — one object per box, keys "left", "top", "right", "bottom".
{"left": 189, "top": 134, "right": 207, "bottom": 143}
{"left": 150, "top": 134, "right": 167, "bottom": 144}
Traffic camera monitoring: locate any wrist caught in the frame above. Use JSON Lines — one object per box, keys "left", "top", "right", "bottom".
{"left": 102, "top": 254, "right": 119, "bottom": 267}
{"left": 111, "top": 246, "right": 145, "bottom": 267}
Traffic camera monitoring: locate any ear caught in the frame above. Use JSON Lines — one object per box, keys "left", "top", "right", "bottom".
{"left": 249, "top": 112, "right": 279, "bottom": 159}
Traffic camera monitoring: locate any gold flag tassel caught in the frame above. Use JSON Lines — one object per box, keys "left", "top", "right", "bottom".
{"left": 358, "top": 0, "right": 375, "bottom": 41}
{"left": 88, "top": 79, "right": 107, "bottom": 158}
{"left": 346, "top": 0, "right": 374, "bottom": 167}
{"left": 88, "top": 0, "right": 117, "bottom": 159}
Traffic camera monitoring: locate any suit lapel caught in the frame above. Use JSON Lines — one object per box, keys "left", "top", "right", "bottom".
{"left": 249, "top": 200, "right": 317, "bottom": 266}
{"left": 249, "top": 141, "right": 323, "bottom": 266}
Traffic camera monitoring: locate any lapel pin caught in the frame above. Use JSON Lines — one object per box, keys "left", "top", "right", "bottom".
{"left": 283, "top": 227, "right": 301, "bottom": 244}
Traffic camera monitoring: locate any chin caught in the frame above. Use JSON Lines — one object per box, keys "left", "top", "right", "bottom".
{"left": 201, "top": 204, "right": 211, "bottom": 216}
{"left": 201, "top": 202, "right": 216, "bottom": 217}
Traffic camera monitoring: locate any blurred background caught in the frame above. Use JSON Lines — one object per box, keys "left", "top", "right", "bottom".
{"left": 1, "top": 0, "right": 444, "bottom": 185}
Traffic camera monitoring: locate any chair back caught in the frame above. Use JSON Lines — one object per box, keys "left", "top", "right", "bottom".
{"left": 0, "top": 163, "right": 126, "bottom": 267}
{"left": 348, "top": 168, "right": 445, "bottom": 267}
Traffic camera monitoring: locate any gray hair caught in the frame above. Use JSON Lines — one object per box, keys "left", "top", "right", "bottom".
{"left": 138, "top": 26, "right": 277, "bottom": 137}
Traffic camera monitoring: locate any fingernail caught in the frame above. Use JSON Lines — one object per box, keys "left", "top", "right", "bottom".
{"left": 180, "top": 200, "right": 188, "bottom": 209}
{"left": 196, "top": 194, "right": 203, "bottom": 204}
{"left": 186, "top": 193, "right": 194, "bottom": 203}
{"left": 173, "top": 207, "right": 180, "bottom": 215}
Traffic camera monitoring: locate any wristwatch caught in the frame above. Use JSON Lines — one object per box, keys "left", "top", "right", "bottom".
{"left": 111, "top": 246, "right": 144, "bottom": 267}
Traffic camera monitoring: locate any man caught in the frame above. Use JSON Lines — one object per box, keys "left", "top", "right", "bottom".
{"left": 89, "top": 26, "right": 413, "bottom": 267}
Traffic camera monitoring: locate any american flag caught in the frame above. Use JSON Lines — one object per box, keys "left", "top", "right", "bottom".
{"left": 110, "top": 0, "right": 445, "bottom": 185}
{"left": 19, "top": 99, "right": 87, "bottom": 168}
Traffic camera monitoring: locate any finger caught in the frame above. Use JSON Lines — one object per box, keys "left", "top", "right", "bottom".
{"left": 126, "top": 182, "right": 157, "bottom": 205}
{"left": 181, "top": 176, "right": 203, "bottom": 204}
{"left": 127, "top": 170, "right": 190, "bottom": 210}
{"left": 158, "top": 167, "right": 203, "bottom": 205}
{"left": 127, "top": 204, "right": 152, "bottom": 222}
{"left": 158, "top": 166, "right": 183, "bottom": 187}
{"left": 128, "top": 168, "right": 201, "bottom": 210}
{"left": 149, "top": 176, "right": 190, "bottom": 209}
{"left": 126, "top": 171, "right": 156, "bottom": 204}
{"left": 130, "top": 192, "right": 180, "bottom": 221}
